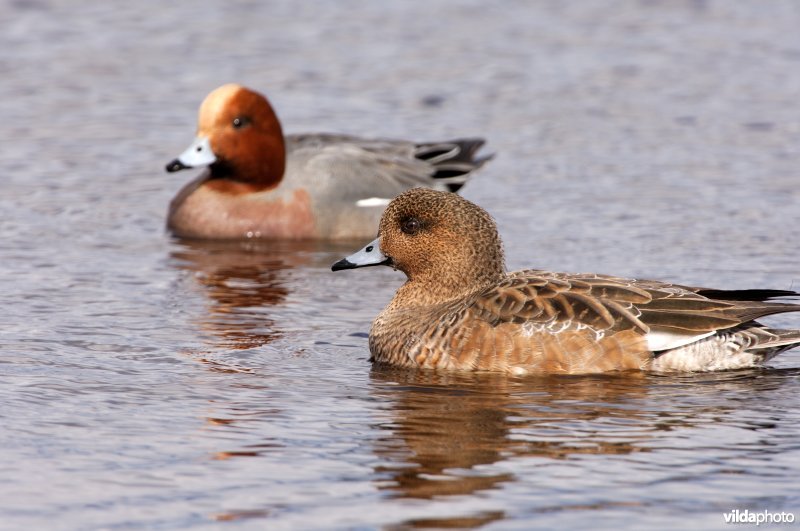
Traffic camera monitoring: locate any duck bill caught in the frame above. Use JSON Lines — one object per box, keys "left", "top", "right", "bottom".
{"left": 165, "top": 136, "right": 217, "bottom": 172}
{"left": 331, "top": 238, "right": 391, "bottom": 271}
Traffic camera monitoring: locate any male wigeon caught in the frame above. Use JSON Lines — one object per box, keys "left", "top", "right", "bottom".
{"left": 166, "top": 84, "right": 491, "bottom": 240}
{"left": 332, "top": 189, "right": 800, "bottom": 374}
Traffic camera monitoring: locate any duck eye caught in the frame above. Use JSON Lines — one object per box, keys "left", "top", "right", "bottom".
{"left": 401, "top": 217, "right": 423, "bottom": 235}
{"left": 232, "top": 116, "right": 250, "bottom": 129}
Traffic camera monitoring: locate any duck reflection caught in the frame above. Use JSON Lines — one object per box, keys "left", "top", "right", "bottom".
{"left": 369, "top": 368, "right": 652, "bottom": 501}
{"left": 369, "top": 366, "right": 800, "bottom": 510}
{"left": 169, "top": 239, "right": 350, "bottom": 349}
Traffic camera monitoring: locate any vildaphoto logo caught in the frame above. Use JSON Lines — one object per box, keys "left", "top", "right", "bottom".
{"left": 723, "top": 509, "right": 795, "bottom": 525}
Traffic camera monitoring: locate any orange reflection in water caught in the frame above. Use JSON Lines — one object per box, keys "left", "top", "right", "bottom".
{"left": 367, "top": 365, "right": 795, "bottom": 526}
{"left": 369, "top": 367, "right": 653, "bottom": 502}
{"left": 169, "top": 239, "right": 297, "bottom": 350}
{"left": 169, "top": 238, "right": 363, "bottom": 350}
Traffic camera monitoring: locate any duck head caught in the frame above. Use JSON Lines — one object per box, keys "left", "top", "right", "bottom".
{"left": 166, "top": 84, "right": 286, "bottom": 192}
{"left": 333, "top": 188, "right": 507, "bottom": 301}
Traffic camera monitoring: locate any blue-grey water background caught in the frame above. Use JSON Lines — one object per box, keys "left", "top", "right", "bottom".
{"left": 2, "top": 1, "right": 800, "bottom": 529}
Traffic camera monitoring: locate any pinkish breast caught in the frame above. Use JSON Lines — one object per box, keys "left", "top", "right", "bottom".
{"left": 168, "top": 184, "right": 318, "bottom": 240}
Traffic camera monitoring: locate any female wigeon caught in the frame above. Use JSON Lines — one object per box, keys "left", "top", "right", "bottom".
{"left": 166, "top": 84, "right": 491, "bottom": 240}
{"left": 333, "top": 189, "right": 800, "bottom": 374}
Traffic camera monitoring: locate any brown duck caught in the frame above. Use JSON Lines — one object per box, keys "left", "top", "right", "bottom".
{"left": 332, "top": 188, "right": 800, "bottom": 374}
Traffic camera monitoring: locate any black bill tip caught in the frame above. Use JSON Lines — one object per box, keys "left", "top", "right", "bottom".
{"left": 166, "top": 159, "right": 188, "bottom": 173}
{"left": 331, "top": 256, "right": 393, "bottom": 272}
{"left": 331, "top": 258, "right": 356, "bottom": 272}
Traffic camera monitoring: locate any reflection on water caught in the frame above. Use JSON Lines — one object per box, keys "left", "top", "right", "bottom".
{"left": 368, "top": 367, "right": 800, "bottom": 527}
{"left": 370, "top": 368, "right": 649, "bottom": 500}
{"left": 386, "top": 511, "right": 506, "bottom": 530}
{"left": 169, "top": 239, "right": 296, "bottom": 349}
{"left": 168, "top": 239, "right": 358, "bottom": 350}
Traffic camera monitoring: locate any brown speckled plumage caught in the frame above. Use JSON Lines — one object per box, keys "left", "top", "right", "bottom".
{"left": 339, "top": 188, "right": 800, "bottom": 374}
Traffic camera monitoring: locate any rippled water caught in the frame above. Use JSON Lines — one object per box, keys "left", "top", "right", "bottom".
{"left": 2, "top": 0, "right": 800, "bottom": 529}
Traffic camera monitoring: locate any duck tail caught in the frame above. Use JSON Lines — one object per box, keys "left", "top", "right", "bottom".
{"left": 415, "top": 138, "right": 494, "bottom": 193}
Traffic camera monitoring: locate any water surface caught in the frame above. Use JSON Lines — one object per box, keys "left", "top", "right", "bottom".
{"left": 2, "top": 1, "right": 800, "bottom": 529}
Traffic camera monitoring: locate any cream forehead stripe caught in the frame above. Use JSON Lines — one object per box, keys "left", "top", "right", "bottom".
{"left": 197, "top": 83, "right": 243, "bottom": 130}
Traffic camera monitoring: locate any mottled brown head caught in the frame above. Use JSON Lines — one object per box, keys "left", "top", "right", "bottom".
{"left": 379, "top": 188, "right": 506, "bottom": 300}
{"left": 197, "top": 84, "right": 286, "bottom": 190}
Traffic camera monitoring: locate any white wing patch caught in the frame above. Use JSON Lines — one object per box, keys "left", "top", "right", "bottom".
{"left": 356, "top": 197, "right": 392, "bottom": 208}
{"left": 646, "top": 329, "right": 716, "bottom": 352}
